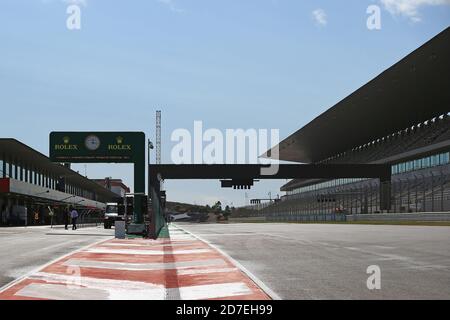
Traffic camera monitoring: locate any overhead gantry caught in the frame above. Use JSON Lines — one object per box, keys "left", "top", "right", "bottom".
{"left": 148, "top": 164, "right": 392, "bottom": 238}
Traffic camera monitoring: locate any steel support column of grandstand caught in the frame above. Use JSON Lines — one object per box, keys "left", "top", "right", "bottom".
{"left": 148, "top": 164, "right": 392, "bottom": 234}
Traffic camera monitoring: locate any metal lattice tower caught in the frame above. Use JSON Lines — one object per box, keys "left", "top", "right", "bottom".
{"left": 156, "top": 110, "right": 162, "bottom": 165}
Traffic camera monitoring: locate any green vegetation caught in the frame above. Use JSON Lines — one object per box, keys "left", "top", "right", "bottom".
{"left": 166, "top": 201, "right": 235, "bottom": 222}
{"left": 166, "top": 201, "right": 211, "bottom": 214}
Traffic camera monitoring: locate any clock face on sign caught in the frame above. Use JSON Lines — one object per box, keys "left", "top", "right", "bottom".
{"left": 85, "top": 135, "right": 101, "bottom": 151}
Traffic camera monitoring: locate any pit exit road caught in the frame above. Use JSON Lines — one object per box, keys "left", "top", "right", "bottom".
{"left": 176, "top": 222, "right": 450, "bottom": 300}
{"left": 0, "top": 226, "right": 113, "bottom": 288}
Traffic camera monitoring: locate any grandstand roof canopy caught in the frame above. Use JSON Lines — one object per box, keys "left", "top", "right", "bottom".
{"left": 0, "top": 138, "right": 118, "bottom": 201}
{"left": 264, "top": 27, "right": 450, "bottom": 164}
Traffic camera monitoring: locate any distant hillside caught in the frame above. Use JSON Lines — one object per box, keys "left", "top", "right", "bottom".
{"left": 166, "top": 201, "right": 233, "bottom": 222}
{"left": 166, "top": 202, "right": 211, "bottom": 213}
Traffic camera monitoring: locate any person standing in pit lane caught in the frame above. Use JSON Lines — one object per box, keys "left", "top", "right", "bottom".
{"left": 70, "top": 206, "right": 79, "bottom": 230}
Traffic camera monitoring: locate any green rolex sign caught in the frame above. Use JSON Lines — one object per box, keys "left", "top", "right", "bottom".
{"left": 49, "top": 132, "right": 146, "bottom": 234}
{"left": 50, "top": 132, "right": 144, "bottom": 163}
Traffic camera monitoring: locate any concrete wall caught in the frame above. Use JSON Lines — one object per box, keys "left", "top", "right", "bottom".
{"left": 347, "top": 212, "right": 450, "bottom": 222}
{"left": 229, "top": 217, "right": 267, "bottom": 223}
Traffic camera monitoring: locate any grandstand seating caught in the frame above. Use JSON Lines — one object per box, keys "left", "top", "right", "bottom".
{"left": 234, "top": 159, "right": 450, "bottom": 219}
{"left": 322, "top": 115, "right": 449, "bottom": 165}
{"left": 233, "top": 114, "right": 450, "bottom": 220}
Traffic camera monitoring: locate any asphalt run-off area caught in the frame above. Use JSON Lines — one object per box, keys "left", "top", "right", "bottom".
{"left": 1, "top": 223, "right": 450, "bottom": 300}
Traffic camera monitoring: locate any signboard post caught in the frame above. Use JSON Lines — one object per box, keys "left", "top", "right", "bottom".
{"left": 50, "top": 132, "right": 146, "bottom": 234}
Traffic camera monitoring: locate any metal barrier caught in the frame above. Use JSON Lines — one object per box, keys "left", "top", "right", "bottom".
{"left": 76, "top": 215, "right": 103, "bottom": 229}
{"left": 266, "top": 213, "right": 347, "bottom": 222}
{"left": 150, "top": 186, "right": 167, "bottom": 239}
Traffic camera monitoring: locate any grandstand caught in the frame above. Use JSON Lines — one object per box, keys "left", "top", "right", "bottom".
{"left": 247, "top": 27, "right": 450, "bottom": 221}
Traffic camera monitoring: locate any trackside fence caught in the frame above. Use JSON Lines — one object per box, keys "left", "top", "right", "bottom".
{"left": 150, "top": 186, "right": 167, "bottom": 239}
{"left": 266, "top": 213, "right": 347, "bottom": 222}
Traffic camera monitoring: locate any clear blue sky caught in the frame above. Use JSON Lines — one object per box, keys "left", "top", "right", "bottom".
{"left": 1, "top": 0, "right": 449, "bottom": 206}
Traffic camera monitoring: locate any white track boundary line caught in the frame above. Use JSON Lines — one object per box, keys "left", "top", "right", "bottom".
{"left": 173, "top": 224, "right": 282, "bottom": 301}
{"left": 0, "top": 236, "right": 113, "bottom": 293}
